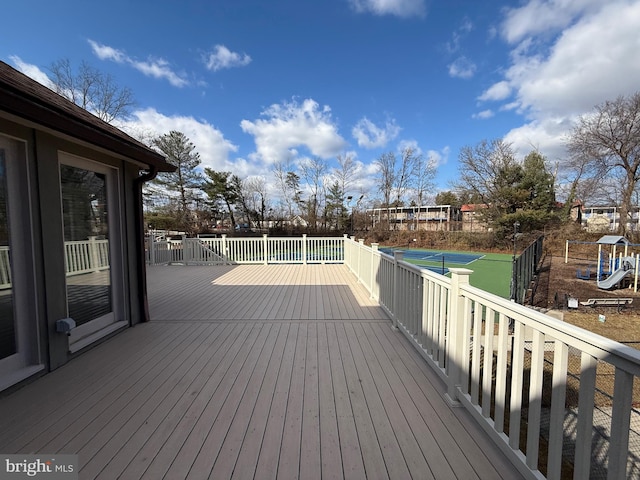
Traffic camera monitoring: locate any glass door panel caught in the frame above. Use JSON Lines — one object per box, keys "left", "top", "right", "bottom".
{"left": 0, "top": 134, "right": 40, "bottom": 388}
{"left": 0, "top": 150, "right": 16, "bottom": 361}
{"left": 60, "top": 161, "right": 116, "bottom": 342}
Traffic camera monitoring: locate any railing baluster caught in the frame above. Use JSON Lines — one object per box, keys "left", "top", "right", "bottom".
{"left": 482, "top": 307, "right": 495, "bottom": 418}
{"left": 509, "top": 320, "right": 525, "bottom": 451}
{"left": 526, "top": 329, "right": 546, "bottom": 470}
{"left": 574, "top": 352, "right": 598, "bottom": 479}
{"left": 494, "top": 312, "right": 509, "bottom": 432}
{"left": 608, "top": 368, "right": 633, "bottom": 480}
{"left": 547, "top": 339, "right": 568, "bottom": 480}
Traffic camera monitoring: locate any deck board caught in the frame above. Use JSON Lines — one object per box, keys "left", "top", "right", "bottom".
{"left": 0, "top": 264, "right": 525, "bottom": 480}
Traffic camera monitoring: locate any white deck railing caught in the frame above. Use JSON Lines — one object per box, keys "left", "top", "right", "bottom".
{"left": 0, "top": 237, "right": 110, "bottom": 289}
{"left": 344, "top": 238, "right": 640, "bottom": 480}
{"left": 146, "top": 234, "right": 346, "bottom": 265}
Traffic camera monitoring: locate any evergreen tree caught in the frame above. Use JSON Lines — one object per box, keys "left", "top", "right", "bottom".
{"left": 151, "top": 131, "right": 203, "bottom": 233}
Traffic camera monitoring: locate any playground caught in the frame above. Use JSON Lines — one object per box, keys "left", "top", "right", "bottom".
{"left": 565, "top": 235, "right": 640, "bottom": 292}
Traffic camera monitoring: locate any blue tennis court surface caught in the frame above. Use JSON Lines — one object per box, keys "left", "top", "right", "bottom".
{"left": 379, "top": 248, "right": 483, "bottom": 266}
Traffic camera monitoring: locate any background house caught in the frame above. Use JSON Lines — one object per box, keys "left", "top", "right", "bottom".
{"left": 0, "top": 61, "right": 174, "bottom": 392}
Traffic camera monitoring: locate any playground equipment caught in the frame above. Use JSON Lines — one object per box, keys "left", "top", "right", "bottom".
{"left": 597, "top": 256, "right": 637, "bottom": 290}
{"left": 566, "top": 235, "right": 640, "bottom": 291}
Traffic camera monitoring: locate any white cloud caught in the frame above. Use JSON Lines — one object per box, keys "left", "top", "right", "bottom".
{"left": 509, "top": 2, "right": 640, "bottom": 117}
{"left": 352, "top": 117, "right": 401, "bottom": 149}
{"left": 89, "top": 40, "right": 127, "bottom": 63}
{"left": 448, "top": 56, "right": 476, "bottom": 79}
{"left": 503, "top": 116, "right": 573, "bottom": 162}
{"left": 120, "top": 108, "right": 238, "bottom": 171}
{"left": 9, "top": 56, "right": 52, "bottom": 87}
{"left": 427, "top": 146, "right": 450, "bottom": 169}
{"left": 203, "top": 45, "right": 252, "bottom": 72}
{"left": 240, "top": 98, "right": 348, "bottom": 164}
{"left": 348, "top": 0, "right": 426, "bottom": 18}
{"left": 472, "top": 109, "right": 495, "bottom": 120}
{"left": 485, "top": 1, "right": 640, "bottom": 166}
{"left": 478, "top": 81, "right": 511, "bottom": 102}
{"left": 446, "top": 18, "right": 473, "bottom": 54}
{"left": 88, "top": 39, "right": 189, "bottom": 87}
{"left": 500, "top": 0, "right": 603, "bottom": 44}
{"left": 397, "top": 139, "right": 422, "bottom": 156}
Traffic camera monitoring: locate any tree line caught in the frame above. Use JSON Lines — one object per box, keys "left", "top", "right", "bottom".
{"left": 50, "top": 59, "right": 640, "bottom": 237}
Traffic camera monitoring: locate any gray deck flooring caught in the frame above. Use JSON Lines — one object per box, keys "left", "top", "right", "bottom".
{"left": 0, "top": 264, "right": 524, "bottom": 479}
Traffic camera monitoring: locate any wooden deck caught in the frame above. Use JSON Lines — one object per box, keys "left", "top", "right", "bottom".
{"left": 0, "top": 264, "right": 525, "bottom": 479}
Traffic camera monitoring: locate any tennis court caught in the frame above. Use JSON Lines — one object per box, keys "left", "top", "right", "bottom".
{"left": 379, "top": 247, "right": 484, "bottom": 273}
{"left": 379, "top": 247, "right": 512, "bottom": 298}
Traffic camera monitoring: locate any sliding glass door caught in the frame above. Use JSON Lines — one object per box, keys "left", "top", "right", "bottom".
{"left": 0, "top": 135, "right": 39, "bottom": 386}
{"left": 60, "top": 154, "right": 123, "bottom": 350}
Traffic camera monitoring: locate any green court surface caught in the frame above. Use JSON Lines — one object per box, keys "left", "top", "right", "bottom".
{"left": 381, "top": 247, "right": 513, "bottom": 298}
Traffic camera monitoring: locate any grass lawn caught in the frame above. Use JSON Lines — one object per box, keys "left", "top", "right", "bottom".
{"left": 381, "top": 247, "right": 513, "bottom": 298}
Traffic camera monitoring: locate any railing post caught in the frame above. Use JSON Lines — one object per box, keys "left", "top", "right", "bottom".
{"left": 88, "top": 236, "right": 100, "bottom": 272}
{"left": 221, "top": 234, "right": 228, "bottom": 265}
{"left": 302, "top": 234, "right": 307, "bottom": 265}
{"left": 343, "top": 234, "right": 350, "bottom": 266}
{"left": 148, "top": 234, "right": 155, "bottom": 265}
{"left": 445, "top": 268, "right": 473, "bottom": 406}
{"left": 182, "top": 235, "right": 190, "bottom": 264}
{"left": 371, "top": 243, "right": 378, "bottom": 300}
{"left": 392, "top": 250, "right": 404, "bottom": 329}
{"left": 357, "top": 239, "right": 364, "bottom": 282}
{"left": 263, "top": 234, "right": 268, "bottom": 265}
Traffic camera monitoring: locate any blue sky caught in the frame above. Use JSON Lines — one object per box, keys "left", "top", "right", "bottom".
{"left": 3, "top": 0, "right": 640, "bottom": 205}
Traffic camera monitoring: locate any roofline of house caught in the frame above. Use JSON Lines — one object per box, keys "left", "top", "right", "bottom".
{"left": 0, "top": 61, "right": 174, "bottom": 173}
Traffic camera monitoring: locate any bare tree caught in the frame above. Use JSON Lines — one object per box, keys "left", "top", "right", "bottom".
{"left": 48, "top": 59, "right": 135, "bottom": 123}
{"left": 567, "top": 92, "right": 640, "bottom": 233}
{"left": 333, "top": 153, "right": 358, "bottom": 197}
{"left": 243, "top": 176, "right": 270, "bottom": 228}
{"left": 453, "top": 139, "right": 524, "bottom": 225}
{"left": 393, "top": 147, "right": 420, "bottom": 206}
{"left": 299, "top": 157, "right": 328, "bottom": 229}
{"left": 272, "top": 161, "right": 297, "bottom": 219}
{"left": 412, "top": 150, "right": 436, "bottom": 206}
{"left": 375, "top": 152, "right": 396, "bottom": 207}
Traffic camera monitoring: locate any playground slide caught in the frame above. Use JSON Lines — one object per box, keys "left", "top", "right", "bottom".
{"left": 597, "top": 267, "right": 634, "bottom": 290}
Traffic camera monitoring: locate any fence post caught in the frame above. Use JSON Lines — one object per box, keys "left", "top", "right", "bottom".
{"left": 148, "top": 234, "right": 155, "bottom": 265}
{"left": 357, "top": 239, "right": 364, "bottom": 282}
{"left": 392, "top": 250, "right": 404, "bottom": 329}
{"left": 263, "top": 234, "right": 269, "bottom": 265}
{"left": 445, "top": 267, "right": 473, "bottom": 406}
{"left": 371, "top": 243, "right": 378, "bottom": 300}
{"left": 221, "top": 234, "right": 228, "bottom": 265}
{"left": 88, "top": 236, "right": 100, "bottom": 272}
{"left": 343, "top": 234, "right": 350, "bottom": 266}
{"left": 182, "top": 235, "right": 190, "bottom": 264}
{"left": 303, "top": 234, "right": 308, "bottom": 265}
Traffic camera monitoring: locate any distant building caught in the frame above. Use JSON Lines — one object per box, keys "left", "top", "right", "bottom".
{"left": 367, "top": 205, "right": 460, "bottom": 231}
{"left": 460, "top": 204, "right": 489, "bottom": 232}
{"left": 581, "top": 205, "right": 640, "bottom": 232}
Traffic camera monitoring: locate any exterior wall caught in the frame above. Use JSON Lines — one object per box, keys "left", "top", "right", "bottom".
{"left": 0, "top": 114, "right": 144, "bottom": 389}
{"left": 461, "top": 211, "right": 488, "bottom": 232}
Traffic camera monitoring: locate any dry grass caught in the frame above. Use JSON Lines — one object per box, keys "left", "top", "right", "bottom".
{"left": 563, "top": 310, "right": 640, "bottom": 347}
